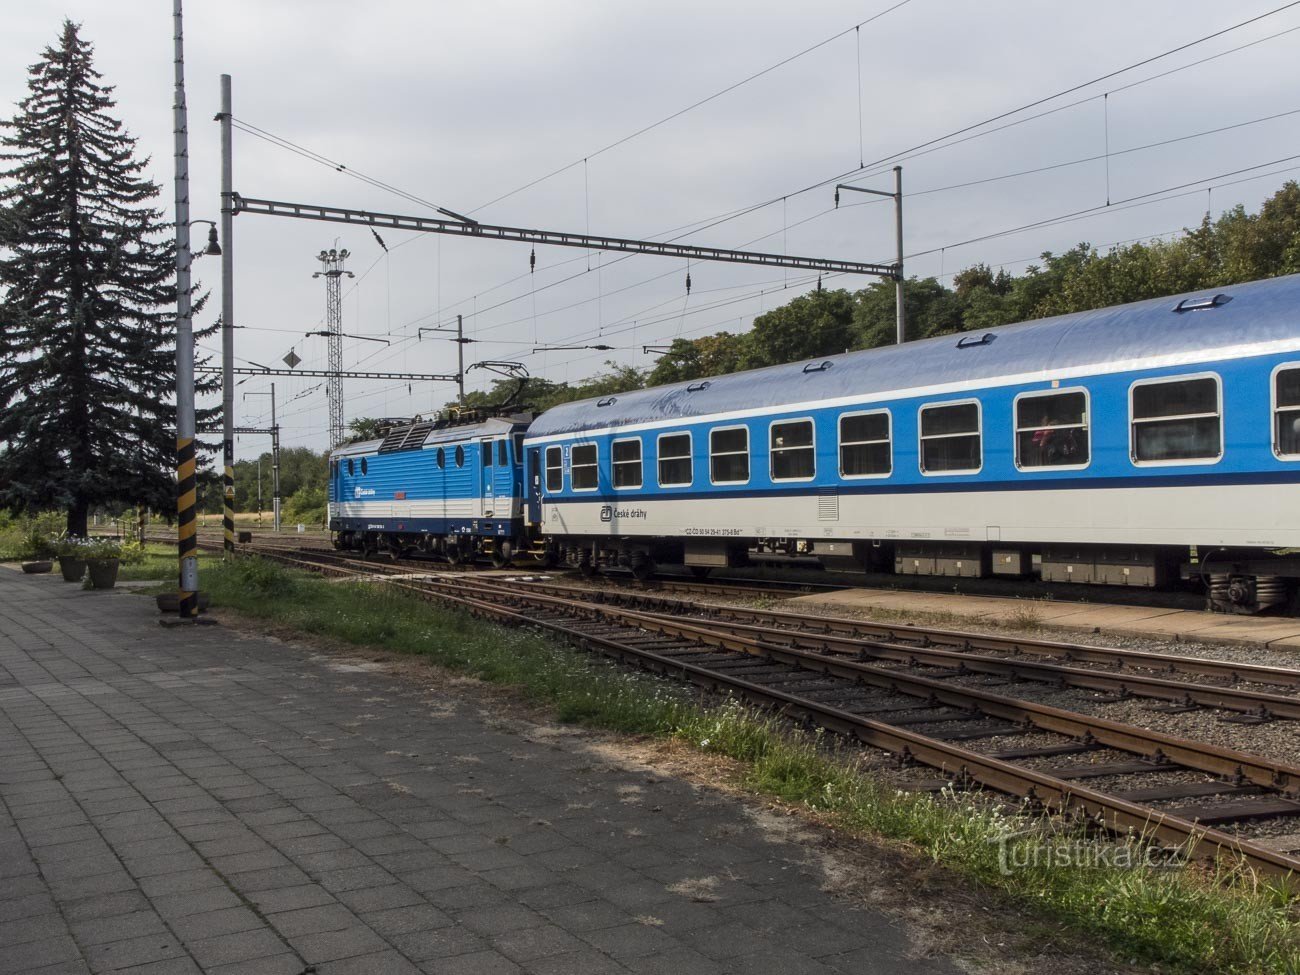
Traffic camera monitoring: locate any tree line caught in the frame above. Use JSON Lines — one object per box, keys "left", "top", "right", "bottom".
{"left": 451, "top": 182, "right": 1300, "bottom": 412}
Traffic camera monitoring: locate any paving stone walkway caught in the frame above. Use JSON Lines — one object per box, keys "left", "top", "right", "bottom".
{"left": 0, "top": 568, "right": 959, "bottom": 974}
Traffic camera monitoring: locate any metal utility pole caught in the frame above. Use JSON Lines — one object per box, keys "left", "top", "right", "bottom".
{"left": 314, "top": 248, "right": 353, "bottom": 449}
{"left": 243, "top": 386, "right": 281, "bottom": 532}
{"left": 170, "top": 0, "right": 199, "bottom": 621}
{"left": 893, "top": 166, "right": 905, "bottom": 346}
{"left": 457, "top": 315, "right": 465, "bottom": 404}
{"left": 835, "top": 165, "right": 906, "bottom": 343}
{"left": 417, "top": 315, "right": 469, "bottom": 403}
{"left": 219, "top": 74, "right": 236, "bottom": 559}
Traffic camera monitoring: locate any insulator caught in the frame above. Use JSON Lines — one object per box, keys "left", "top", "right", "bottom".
{"left": 685, "top": 271, "right": 692, "bottom": 295}
{"left": 834, "top": 188, "right": 840, "bottom": 208}
{"left": 817, "top": 275, "right": 823, "bottom": 292}
{"left": 529, "top": 248, "right": 535, "bottom": 273}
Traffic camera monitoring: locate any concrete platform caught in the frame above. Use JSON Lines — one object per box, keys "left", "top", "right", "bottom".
{"left": 788, "top": 587, "right": 1300, "bottom": 650}
{"left": 0, "top": 569, "right": 960, "bottom": 975}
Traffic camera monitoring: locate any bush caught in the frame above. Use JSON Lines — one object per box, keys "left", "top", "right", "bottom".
{"left": 0, "top": 512, "right": 62, "bottom": 560}
{"left": 282, "top": 486, "right": 327, "bottom": 527}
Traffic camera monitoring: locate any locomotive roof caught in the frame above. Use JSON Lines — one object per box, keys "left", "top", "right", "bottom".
{"left": 331, "top": 414, "right": 526, "bottom": 458}
{"left": 528, "top": 273, "right": 1300, "bottom": 438}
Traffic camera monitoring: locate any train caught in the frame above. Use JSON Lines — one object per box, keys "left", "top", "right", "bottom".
{"left": 329, "top": 272, "right": 1300, "bottom": 615}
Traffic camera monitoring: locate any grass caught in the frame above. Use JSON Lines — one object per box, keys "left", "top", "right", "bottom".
{"left": 199, "top": 557, "right": 1300, "bottom": 974}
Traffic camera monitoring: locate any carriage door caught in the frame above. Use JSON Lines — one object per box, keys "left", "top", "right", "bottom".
{"left": 527, "top": 448, "right": 543, "bottom": 524}
{"left": 479, "top": 438, "right": 495, "bottom": 518}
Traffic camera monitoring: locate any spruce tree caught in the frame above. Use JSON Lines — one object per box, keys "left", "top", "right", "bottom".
{"left": 0, "top": 20, "right": 213, "bottom": 537}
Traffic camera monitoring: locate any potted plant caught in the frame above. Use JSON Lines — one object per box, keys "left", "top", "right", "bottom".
{"left": 56, "top": 536, "right": 88, "bottom": 582}
{"left": 19, "top": 528, "right": 55, "bottom": 574}
{"left": 83, "top": 537, "right": 123, "bottom": 590}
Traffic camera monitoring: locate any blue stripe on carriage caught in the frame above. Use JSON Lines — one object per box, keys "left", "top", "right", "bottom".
{"left": 538, "top": 469, "right": 1300, "bottom": 504}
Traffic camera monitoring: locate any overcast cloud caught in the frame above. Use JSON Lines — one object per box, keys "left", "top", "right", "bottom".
{"left": 2, "top": 1, "right": 1297, "bottom": 452}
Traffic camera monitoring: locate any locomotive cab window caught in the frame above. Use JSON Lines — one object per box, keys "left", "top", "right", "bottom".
{"left": 839, "top": 411, "right": 891, "bottom": 477}
{"left": 612, "top": 439, "right": 642, "bottom": 489}
{"left": 919, "top": 401, "right": 982, "bottom": 474}
{"left": 658, "top": 432, "right": 692, "bottom": 487}
{"left": 544, "top": 445, "right": 563, "bottom": 492}
{"left": 1275, "top": 366, "right": 1300, "bottom": 458}
{"left": 770, "top": 419, "right": 815, "bottom": 481}
{"left": 571, "top": 444, "right": 599, "bottom": 491}
{"left": 1015, "top": 389, "right": 1090, "bottom": 469}
{"left": 710, "top": 426, "right": 750, "bottom": 484}
{"left": 1130, "top": 375, "right": 1221, "bottom": 464}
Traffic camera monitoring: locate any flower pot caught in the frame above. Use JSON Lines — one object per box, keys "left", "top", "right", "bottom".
{"left": 58, "top": 556, "right": 87, "bottom": 582}
{"left": 154, "top": 591, "right": 210, "bottom": 613}
{"left": 21, "top": 560, "right": 53, "bottom": 574}
{"left": 86, "top": 558, "right": 121, "bottom": 590}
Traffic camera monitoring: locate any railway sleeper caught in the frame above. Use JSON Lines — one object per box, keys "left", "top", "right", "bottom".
{"left": 1162, "top": 796, "right": 1300, "bottom": 826}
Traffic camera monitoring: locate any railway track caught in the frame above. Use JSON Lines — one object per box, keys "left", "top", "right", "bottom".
{"left": 210, "top": 540, "right": 1300, "bottom": 879}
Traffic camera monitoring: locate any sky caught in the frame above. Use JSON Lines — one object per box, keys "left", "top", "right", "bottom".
{"left": 2, "top": 1, "right": 1298, "bottom": 455}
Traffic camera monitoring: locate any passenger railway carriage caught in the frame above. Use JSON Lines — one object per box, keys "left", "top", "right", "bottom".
{"left": 331, "top": 274, "right": 1300, "bottom": 614}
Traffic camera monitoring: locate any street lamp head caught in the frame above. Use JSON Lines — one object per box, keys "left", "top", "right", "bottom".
{"left": 202, "top": 225, "right": 222, "bottom": 256}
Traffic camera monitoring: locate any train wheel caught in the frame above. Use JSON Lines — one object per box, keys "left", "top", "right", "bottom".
{"left": 577, "top": 553, "right": 596, "bottom": 577}
{"left": 491, "top": 541, "right": 514, "bottom": 570}
{"left": 629, "top": 551, "right": 654, "bottom": 582}
{"left": 446, "top": 544, "right": 463, "bottom": 566}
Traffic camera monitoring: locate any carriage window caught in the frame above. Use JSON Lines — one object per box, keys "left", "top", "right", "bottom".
{"left": 436, "top": 447, "right": 444, "bottom": 469}
{"left": 612, "top": 439, "right": 642, "bottom": 489}
{"left": 839, "top": 411, "right": 891, "bottom": 477}
{"left": 545, "top": 445, "right": 563, "bottom": 492}
{"left": 658, "top": 433, "right": 692, "bottom": 487}
{"left": 710, "top": 427, "right": 749, "bottom": 484}
{"left": 360, "top": 458, "right": 368, "bottom": 475}
{"left": 1131, "top": 376, "right": 1221, "bottom": 463}
{"left": 1275, "top": 367, "right": 1300, "bottom": 458}
{"left": 770, "top": 420, "right": 815, "bottom": 481}
{"left": 919, "top": 402, "right": 981, "bottom": 473}
{"left": 1016, "top": 390, "right": 1090, "bottom": 469}
{"left": 571, "top": 444, "right": 598, "bottom": 490}
{"left": 455, "top": 445, "right": 465, "bottom": 468}
{"left": 497, "top": 440, "right": 508, "bottom": 467}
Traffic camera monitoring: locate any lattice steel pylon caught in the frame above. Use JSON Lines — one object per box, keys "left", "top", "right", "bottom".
{"left": 313, "top": 248, "right": 353, "bottom": 449}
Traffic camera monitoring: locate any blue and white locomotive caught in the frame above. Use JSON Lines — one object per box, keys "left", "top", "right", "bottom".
{"left": 330, "top": 273, "right": 1300, "bottom": 613}
{"left": 329, "top": 413, "right": 530, "bottom": 566}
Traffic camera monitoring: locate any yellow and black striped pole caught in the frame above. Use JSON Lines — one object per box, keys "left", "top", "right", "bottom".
{"left": 222, "top": 452, "right": 235, "bottom": 559}
{"left": 172, "top": 0, "right": 200, "bottom": 621}
{"left": 220, "top": 75, "right": 236, "bottom": 561}
{"left": 177, "top": 436, "right": 199, "bottom": 617}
